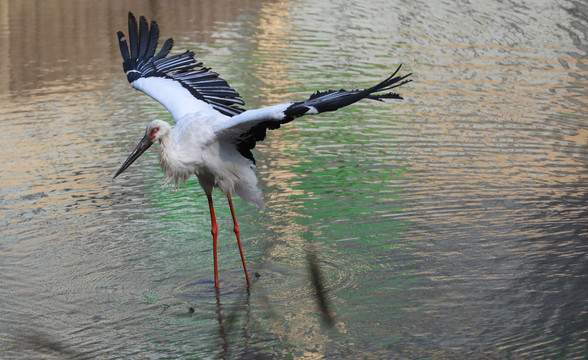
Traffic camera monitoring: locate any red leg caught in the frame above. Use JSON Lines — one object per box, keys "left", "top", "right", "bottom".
{"left": 227, "top": 195, "right": 251, "bottom": 285}
{"left": 207, "top": 193, "right": 220, "bottom": 288}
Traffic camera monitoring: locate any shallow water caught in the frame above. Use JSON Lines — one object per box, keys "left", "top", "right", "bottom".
{"left": 1, "top": 0, "right": 587, "bottom": 358}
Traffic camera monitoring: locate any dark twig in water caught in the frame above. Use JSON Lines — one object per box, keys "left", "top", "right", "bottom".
{"left": 160, "top": 304, "right": 169, "bottom": 315}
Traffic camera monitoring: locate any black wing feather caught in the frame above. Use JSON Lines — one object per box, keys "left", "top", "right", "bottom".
{"left": 145, "top": 21, "right": 159, "bottom": 59}
{"left": 138, "top": 15, "right": 149, "bottom": 61}
{"left": 236, "top": 120, "right": 286, "bottom": 164}
{"left": 118, "top": 12, "right": 245, "bottom": 117}
{"left": 128, "top": 13, "right": 139, "bottom": 60}
{"left": 230, "top": 65, "right": 411, "bottom": 164}
{"left": 153, "top": 38, "right": 173, "bottom": 61}
{"left": 118, "top": 31, "right": 130, "bottom": 65}
{"left": 284, "top": 65, "right": 412, "bottom": 118}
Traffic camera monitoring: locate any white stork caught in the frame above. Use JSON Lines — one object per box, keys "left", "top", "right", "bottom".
{"left": 113, "top": 12, "right": 411, "bottom": 288}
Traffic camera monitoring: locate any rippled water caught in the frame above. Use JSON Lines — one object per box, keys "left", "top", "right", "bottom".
{"left": 1, "top": 0, "right": 586, "bottom": 358}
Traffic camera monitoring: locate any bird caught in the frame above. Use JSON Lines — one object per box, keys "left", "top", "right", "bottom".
{"left": 113, "top": 12, "right": 411, "bottom": 289}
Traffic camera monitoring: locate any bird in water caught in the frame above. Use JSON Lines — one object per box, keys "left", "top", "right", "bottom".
{"left": 114, "top": 12, "right": 412, "bottom": 288}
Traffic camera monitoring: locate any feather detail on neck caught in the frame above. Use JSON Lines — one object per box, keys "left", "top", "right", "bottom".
{"left": 158, "top": 134, "right": 190, "bottom": 189}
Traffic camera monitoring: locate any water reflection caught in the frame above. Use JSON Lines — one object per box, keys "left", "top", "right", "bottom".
{"left": 214, "top": 287, "right": 252, "bottom": 359}
{"left": 1, "top": 0, "right": 587, "bottom": 358}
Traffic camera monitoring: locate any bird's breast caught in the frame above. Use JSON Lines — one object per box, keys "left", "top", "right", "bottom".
{"left": 157, "top": 141, "right": 192, "bottom": 188}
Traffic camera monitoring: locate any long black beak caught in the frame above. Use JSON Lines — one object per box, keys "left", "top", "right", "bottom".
{"left": 113, "top": 135, "right": 154, "bottom": 178}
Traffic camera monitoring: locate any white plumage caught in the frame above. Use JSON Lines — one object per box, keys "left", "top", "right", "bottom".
{"left": 114, "top": 12, "right": 411, "bottom": 288}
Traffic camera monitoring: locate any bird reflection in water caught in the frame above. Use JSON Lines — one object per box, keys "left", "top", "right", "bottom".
{"left": 213, "top": 287, "right": 252, "bottom": 359}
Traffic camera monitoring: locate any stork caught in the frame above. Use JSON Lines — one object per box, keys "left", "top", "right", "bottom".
{"left": 114, "top": 12, "right": 411, "bottom": 288}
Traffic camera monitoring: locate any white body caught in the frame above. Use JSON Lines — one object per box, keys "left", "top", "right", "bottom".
{"left": 137, "top": 73, "right": 296, "bottom": 210}
{"left": 132, "top": 77, "right": 298, "bottom": 210}
{"left": 156, "top": 114, "right": 266, "bottom": 209}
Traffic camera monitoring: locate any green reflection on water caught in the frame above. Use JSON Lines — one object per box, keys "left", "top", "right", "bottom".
{"left": 274, "top": 100, "right": 418, "bottom": 350}
{"left": 111, "top": 19, "right": 418, "bottom": 354}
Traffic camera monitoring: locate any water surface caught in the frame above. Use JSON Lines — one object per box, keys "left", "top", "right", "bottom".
{"left": 0, "top": 0, "right": 586, "bottom": 358}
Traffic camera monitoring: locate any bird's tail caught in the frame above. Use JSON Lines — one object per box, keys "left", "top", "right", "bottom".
{"left": 233, "top": 172, "right": 265, "bottom": 210}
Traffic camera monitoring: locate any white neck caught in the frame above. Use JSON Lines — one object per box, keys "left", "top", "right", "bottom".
{"left": 157, "top": 132, "right": 190, "bottom": 188}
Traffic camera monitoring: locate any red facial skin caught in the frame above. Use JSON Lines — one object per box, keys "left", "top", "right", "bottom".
{"left": 148, "top": 128, "right": 159, "bottom": 141}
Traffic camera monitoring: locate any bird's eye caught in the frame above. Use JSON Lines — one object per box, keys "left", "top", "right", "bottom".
{"left": 153, "top": 128, "right": 158, "bottom": 133}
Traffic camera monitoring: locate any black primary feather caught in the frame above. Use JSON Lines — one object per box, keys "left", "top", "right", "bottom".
{"left": 284, "top": 65, "right": 412, "bottom": 119}
{"left": 137, "top": 15, "right": 149, "bottom": 60}
{"left": 127, "top": 13, "right": 139, "bottom": 60}
{"left": 238, "top": 66, "right": 411, "bottom": 164}
{"left": 118, "top": 12, "right": 245, "bottom": 117}
{"left": 145, "top": 20, "right": 159, "bottom": 59}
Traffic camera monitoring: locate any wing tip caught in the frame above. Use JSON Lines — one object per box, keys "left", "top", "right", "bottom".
{"left": 118, "top": 12, "right": 246, "bottom": 116}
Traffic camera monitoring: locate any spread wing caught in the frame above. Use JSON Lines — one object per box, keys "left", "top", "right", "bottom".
{"left": 117, "top": 12, "right": 245, "bottom": 123}
{"left": 213, "top": 66, "right": 412, "bottom": 163}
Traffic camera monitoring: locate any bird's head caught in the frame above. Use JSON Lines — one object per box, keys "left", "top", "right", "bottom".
{"left": 113, "top": 119, "right": 171, "bottom": 179}
{"left": 145, "top": 119, "right": 171, "bottom": 142}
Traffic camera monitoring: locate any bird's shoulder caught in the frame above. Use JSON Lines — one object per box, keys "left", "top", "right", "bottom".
{"left": 172, "top": 111, "right": 228, "bottom": 144}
